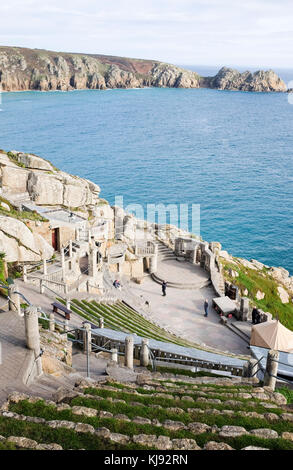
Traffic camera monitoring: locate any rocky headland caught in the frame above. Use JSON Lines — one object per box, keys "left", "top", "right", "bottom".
{"left": 0, "top": 46, "right": 287, "bottom": 93}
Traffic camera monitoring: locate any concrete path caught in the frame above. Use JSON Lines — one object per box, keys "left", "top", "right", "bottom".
{"left": 0, "top": 311, "right": 31, "bottom": 403}
{"left": 154, "top": 258, "right": 210, "bottom": 287}
{"left": 128, "top": 274, "right": 248, "bottom": 355}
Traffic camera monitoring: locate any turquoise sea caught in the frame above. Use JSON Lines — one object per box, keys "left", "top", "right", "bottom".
{"left": 0, "top": 82, "right": 293, "bottom": 273}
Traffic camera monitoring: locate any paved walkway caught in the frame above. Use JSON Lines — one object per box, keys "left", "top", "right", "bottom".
{"left": 0, "top": 311, "right": 31, "bottom": 403}
{"left": 154, "top": 258, "right": 210, "bottom": 286}
{"left": 128, "top": 274, "right": 248, "bottom": 355}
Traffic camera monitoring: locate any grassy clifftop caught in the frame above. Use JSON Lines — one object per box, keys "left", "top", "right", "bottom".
{"left": 220, "top": 257, "right": 293, "bottom": 330}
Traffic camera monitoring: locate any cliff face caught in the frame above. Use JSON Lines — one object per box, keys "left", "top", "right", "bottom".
{"left": 0, "top": 149, "right": 106, "bottom": 262}
{"left": 205, "top": 67, "right": 287, "bottom": 92}
{"left": 0, "top": 46, "right": 287, "bottom": 93}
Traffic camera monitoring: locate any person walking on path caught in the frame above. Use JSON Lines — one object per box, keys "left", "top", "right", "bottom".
{"left": 204, "top": 298, "right": 209, "bottom": 317}
{"left": 162, "top": 281, "right": 167, "bottom": 297}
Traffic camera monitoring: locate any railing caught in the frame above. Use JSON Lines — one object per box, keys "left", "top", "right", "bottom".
{"left": 153, "top": 356, "right": 243, "bottom": 376}
{"left": 269, "top": 357, "right": 293, "bottom": 385}
{"left": 250, "top": 356, "right": 265, "bottom": 377}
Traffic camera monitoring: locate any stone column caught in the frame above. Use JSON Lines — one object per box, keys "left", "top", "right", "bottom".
{"left": 64, "top": 319, "right": 69, "bottom": 332}
{"left": 40, "top": 279, "right": 45, "bottom": 294}
{"left": 69, "top": 239, "right": 73, "bottom": 258}
{"left": 264, "top": 350, "right": 279, "bottom": 390}
{"left": 66, "top": 300, "right": 71, "bottom": 311}
{"left": 88, "top": 246, "right": 98, "bottom": 279}
{"left": 174, "top": 238, "right": 181, "bottom": 256}
{"left": 24, "top": 306, "right": 42, "bottom": 376}
{"left": 99, "top": 317, "right": 104, "bottom": 329}
{"left": 61, "top": 248, "right": 66, "bottom": 280}
{"left": 83, "top": 323, "right": 92, "bottom": 355}
{"left": 23, "top": 265, "right": 27, "bottom": 283}
{"left": 124, "top": 335, "right": 134, "bottom": 369}
{"left": 140, "top": 338, "right": 149, "bottom": 367}
{"left": 240, "top": 297, "right": 250, "bottom": 321}
{"left": 111, "top": 348, "right": 118, "bottom": 364}
{"left": 8, "top": 285, "right": 21, "bottom": 315}
{"left": 43, "top": 259, "right": 47, "bottom": 276}
{"left": 149, "top": 245, "right": 158, "bottom": 274}
{"left": 49, "top": 313, "right": 55, "bottom": 332}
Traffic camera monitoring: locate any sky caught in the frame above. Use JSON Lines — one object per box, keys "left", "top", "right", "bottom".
{"left": 0, "top": 0, "right": 293, "bottom": 69}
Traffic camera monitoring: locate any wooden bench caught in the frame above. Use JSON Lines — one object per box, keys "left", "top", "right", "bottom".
{"left": 52, "top": 301, "right": 71, "bottom": 320}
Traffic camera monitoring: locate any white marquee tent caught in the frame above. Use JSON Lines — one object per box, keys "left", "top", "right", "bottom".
{"left": 250, "top": 320, "right": 293, "bottom": 353}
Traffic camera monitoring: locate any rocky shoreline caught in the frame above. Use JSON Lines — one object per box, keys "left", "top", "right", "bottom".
{"left": 0, "top": 46, "right": 287, "bottom": 93}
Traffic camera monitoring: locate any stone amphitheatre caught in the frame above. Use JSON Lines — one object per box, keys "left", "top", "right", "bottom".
{"left": 0, "top": 149, "right": 293, "bottom": 451}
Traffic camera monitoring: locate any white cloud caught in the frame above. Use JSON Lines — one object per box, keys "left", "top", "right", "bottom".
{"left": 0, "top": 0, "right": 292, "bottom": 68}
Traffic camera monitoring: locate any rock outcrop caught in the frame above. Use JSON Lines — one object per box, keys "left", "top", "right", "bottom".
{"left": 0, "top": 150, "right": 101, "bottom": 207}
{"left": 206, "top": 67, "right": 287, "bottom": 92}
{"left": 0, "top": 46, "right": 287, "bottom": 93}
{"left": 0, "top": 215, "right": 54, "bottom": 262}
{"left": 0, "top": 149, "right": 105, "bottom": 262}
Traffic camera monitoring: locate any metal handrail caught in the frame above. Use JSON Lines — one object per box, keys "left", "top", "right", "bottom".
{"left": 251, "top": 367, "right": 263, "bottom": 378}
{"left": 147, "top": 344, "right": 156, "bottom": 371}
{"left": 154, "top": 355, "right": 242, "bottom": 369}
{"left": 268, "top": 373, "right": 293, "bottom": 385}
{"left": 42, "top": 283, "right": 66, "bottom": 300}
{"left": 271, "top": 358, "right": 293, "bottom": 370}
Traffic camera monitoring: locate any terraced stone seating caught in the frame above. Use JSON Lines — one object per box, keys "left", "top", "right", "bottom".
{"left": 61, "top": 298, "right": 198, "bottom": 348}
{"left": 1, "top": 372, "right": 293, "bottom": 450}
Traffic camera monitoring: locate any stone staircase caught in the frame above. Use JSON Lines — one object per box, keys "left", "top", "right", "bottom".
{"left": 157, "top": 242, "right": 177, "bottom": 261}
{"left": 0, "top": 367, "right": 293, "bottom": 450}
{"left": 152, "top": 241, "right": 212, "bottom": 290}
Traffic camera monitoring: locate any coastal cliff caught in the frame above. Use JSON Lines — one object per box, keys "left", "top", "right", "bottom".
{"left": 0, "top": 46, "right": 287, "bottom": 93}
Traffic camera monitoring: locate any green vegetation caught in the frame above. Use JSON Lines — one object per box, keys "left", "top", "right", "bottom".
{"left": 79, "top": 385, "right": 283, "bottom": 416}
{"left": 147, "top": 365, "right": 223, "bottom": 378}
{"left": 7, "top": 380, "right": 293, "bottom": 451}
{"left": 0, "top": 252, "right": 7, "bottom": 285}
{"left": 0, "top": 196, "right": 48, "bottom": 222}
{"left": 0, "top": 252, "right": 7, "bottom": 297}
{"left": 278, "top": 386, "right": 293, "bottom": 404}
{"left": 64, "top": 298, "right": 208, "bottom": 349}
{"left": 0, "top": 416, "right": 143, "bottom": 450}
{"left": 220, "top": 258, "right": 293, "bottom": 330}
{"left": 6, "top": 151, "right": 26, "bottom": 168}
{"left": 0, "top": 441, "right": 19, "bottom": 450}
